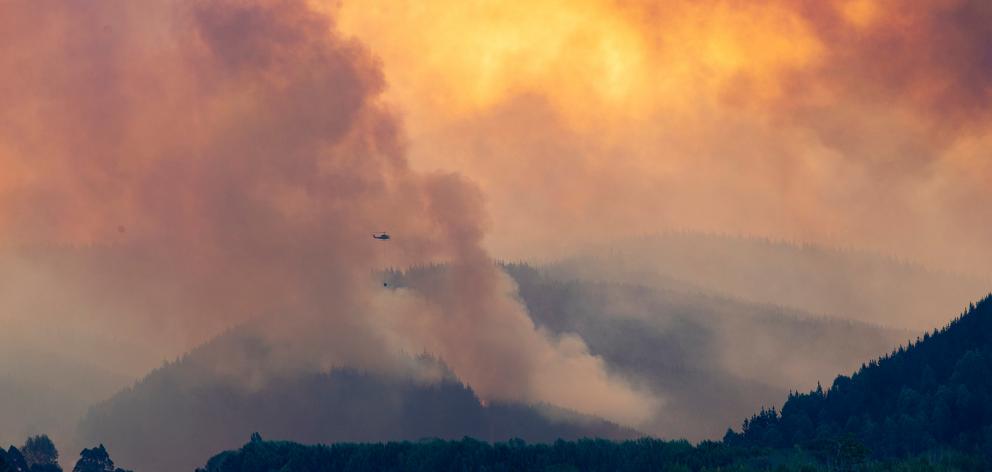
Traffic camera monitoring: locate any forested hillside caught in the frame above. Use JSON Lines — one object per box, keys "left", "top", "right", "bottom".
{"left": 79, "top": 334, "right": 633, "bottom": 472}
{"left": 729, "top": 294, "right": 992, "bottom": 458}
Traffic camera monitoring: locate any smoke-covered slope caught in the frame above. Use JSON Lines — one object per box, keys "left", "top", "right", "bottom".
{"left": 78, "top": 329, "right": 635, "bottom": 472}
{"left": 388, "top": 263, "right": 911, "bottom": 441}
{"left": 551, "top": 233, "right": 988, "bottom": 330}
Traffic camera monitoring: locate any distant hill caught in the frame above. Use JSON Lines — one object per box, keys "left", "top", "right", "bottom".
{"left": 551, "top": 233, "right": 989, "bottom": 330}
{"left": 78, "top": 330, "right": 635, "bottom": 472}
{"left": 728, "top": 294, "right": 992, "bottom": 458}
{"left": 391, "top": 263, "right": 911, "bottom": 441}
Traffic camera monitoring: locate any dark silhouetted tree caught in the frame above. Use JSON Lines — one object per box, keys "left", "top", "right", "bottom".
{"left": 2, "top": 447, "right": 30, "bottom": 472}
{"left": 71, "top": 445, "right": 131, "bottom": 472}
{"left": 21, "top": 436, "right": 59, "bottom": 471}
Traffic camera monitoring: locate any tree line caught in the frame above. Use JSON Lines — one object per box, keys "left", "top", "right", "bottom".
{"left": 0, "top": 434, "right": 131, "bottom": 472}
{"left": 198, "top": 434, "right": 988, "bottom": 472}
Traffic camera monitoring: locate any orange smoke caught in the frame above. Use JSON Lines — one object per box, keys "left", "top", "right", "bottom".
{"left": 335, "top": 0, "right": 822, "bottom": 126}
{"left": 335, "top": 0, "right": 992, "bottom": 272}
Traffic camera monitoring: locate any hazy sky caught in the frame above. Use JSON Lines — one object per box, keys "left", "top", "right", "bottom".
{"left": 3, "top": 0, "right": 990, "bottom": 269}
{"left": 335, "top": 0, "right": 992, "bottom": 272}
{"left": 0, "top": 0, "right": 990, "bottom": 441}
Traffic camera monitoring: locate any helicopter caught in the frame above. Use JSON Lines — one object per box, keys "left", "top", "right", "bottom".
{"left": 372, "top": 232, "right": 391, "bottom": 240}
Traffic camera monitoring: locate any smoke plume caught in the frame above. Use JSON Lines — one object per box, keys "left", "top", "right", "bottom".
{"left": 0, "top": 0, "right": 656, "bottom": 428}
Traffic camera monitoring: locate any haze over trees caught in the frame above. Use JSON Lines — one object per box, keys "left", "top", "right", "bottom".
{"left": 74, "top": 252, "right": 919, "bottom": 471}
{"left": 8, "top": 234, "right": 964, "bottom": 456}
{"left": 4, "top": 235, "right": 977, "bottom": 472}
